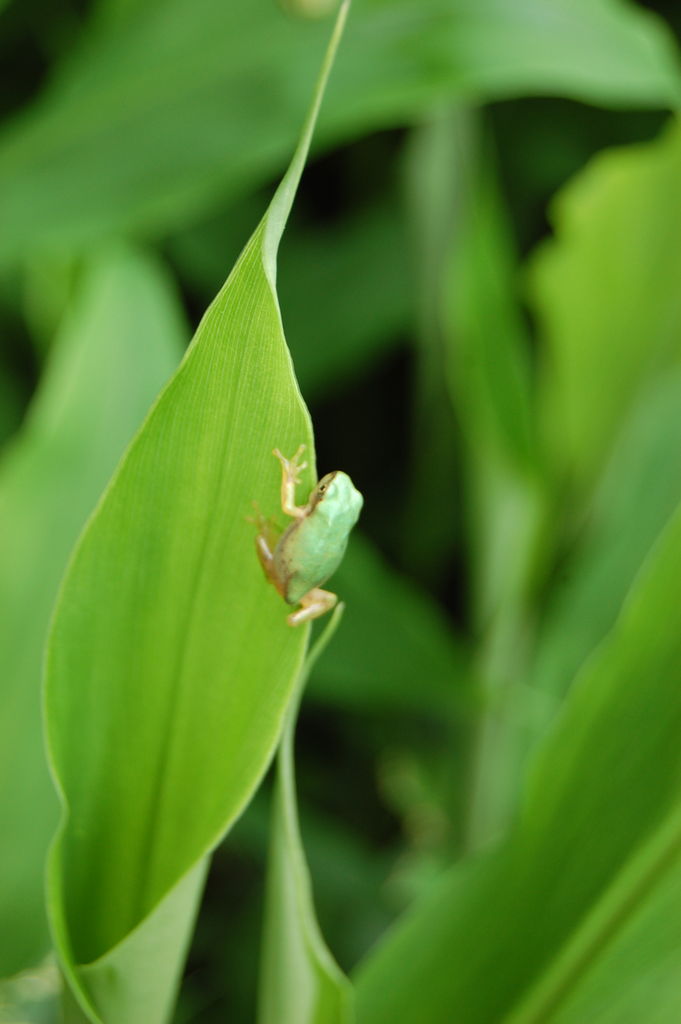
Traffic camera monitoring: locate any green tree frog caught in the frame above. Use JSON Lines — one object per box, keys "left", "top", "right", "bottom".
{"left": 253, "top": 445, "right": 363, "bottom": 626}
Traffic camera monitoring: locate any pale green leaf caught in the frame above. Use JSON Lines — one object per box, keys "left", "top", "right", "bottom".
{"left": 259, "top": 608, "right": 353, "bottom": 1024}
{"left": 355, "top": 503, "right": 681, "bottom": 1022}
{"left": 0, "top": 0, "right": 678, "bottom": 260}
{"left": 0, "top": 246, "right": 186, "bottom": 978}
{"left": 44, "top": 7, "right": 350, "bottom": 1020}
{"left": 77, "top": 860, "right": 208, "bottom": 1024}
{"left": 0, "top": 960, "right": 60, "bottom": 1023}
{"left": 531, "top": 116, "right": 681, "bottom": 495}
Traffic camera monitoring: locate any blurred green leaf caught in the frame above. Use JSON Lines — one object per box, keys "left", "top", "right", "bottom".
{"left": 259, "top": 608, "right": 352, "bottom": 1024}
{"left": 170, "top": 190, "right": 412, "bottom": 399}
{"left": 22, "top": 253, "right": 79, "bottom": 354}
{"left": 44, "top": 8, "right": 347, "bottom": 1020}
{"left": 443, "top": 131, "right": 534, "bottom": 475}
{"left": 309, "top": 532, "right": 468, "bottom": 718}
{"left": 0, "top": 246, "right": 185, "bottom": 978}
{"left": 438, "top": 112, "right": 542, "bottom": 622}
{"left": 0, "top": 960, "right": 59, "bottom": 1023}
{"left": 529, "top": 368, "right": 681, "bottom": 710}
{"left": 0, "top": 0, "right": 678, "bottom": 260}
{"left": 546, "top": 863, "right": 681, "bottom": 1024}
{"left": 409, "top": 109, "right": 545, "bottom": 849}
{"left": 355, "top": 501, "right": 681, "bottom": 1022}
{"left": 531, "top": 116, "right": 681, "bottom": 496}
{"left": 400, "top": 107, "right": 462, "bottom": 580}
{"left": 0, "top": 357, "right": 24, "bottom": 448}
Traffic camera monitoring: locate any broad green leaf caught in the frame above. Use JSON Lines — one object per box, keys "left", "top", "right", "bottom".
{"left": 259, "top": 608, "right": 353, "bottom": 1024}
{"left": 44, "top": 6, "right": 350, "bottom": 1020}
{"left": 547, "top": 863, "right": 681, "bottom": 1024}
{"left": 0, "top": 0, "right": 678, "bottom": 260}
{"left": 355, "top": 502, "right": 681, "bottom": 1023}
{"left": 531, "top": 116, "right": 681, "bottom": 495}
{"left": 75, "top": 859, "right": 208, "bottom": 1024}
{"left": 529, "top": 368, "right": 681, "bottom": 709}
{"left": 309, "top": 532, "right": 468, "bottom": 718}
{"left": 0, "top": 246, "right": 185, "bottom": 978}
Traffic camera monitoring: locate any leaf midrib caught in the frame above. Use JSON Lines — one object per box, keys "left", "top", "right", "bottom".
{"left": 505, "top": 800, "right": 681, "bottom": 1023}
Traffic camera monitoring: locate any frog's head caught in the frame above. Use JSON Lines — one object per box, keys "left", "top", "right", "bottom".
{"left": 310, "top": 470, "right": 363, "bottom": 531}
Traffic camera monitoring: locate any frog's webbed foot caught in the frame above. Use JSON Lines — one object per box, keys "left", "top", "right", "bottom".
{"left": 273, "top": 445, "right": 309, "bottom": 519}
{"left": 287, "top": 587, "right": 337, "bottom": 627}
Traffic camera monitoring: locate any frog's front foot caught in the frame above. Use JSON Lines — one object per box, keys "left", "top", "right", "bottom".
{"left": 273, "top": 445, "right": 309, "bottom": 519}
{"left": 273, "top": 444, "right": 307, "bottom": 483}
{"left": 287, "top": 587, "right": 337, "bottom": 627}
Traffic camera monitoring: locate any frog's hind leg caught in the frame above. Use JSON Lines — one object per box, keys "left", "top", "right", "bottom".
{"left": 250, "top": 505, "right": 285, "bottom": 596}
{"left": 287, "top": 588, "right": 337, "bottom": 627}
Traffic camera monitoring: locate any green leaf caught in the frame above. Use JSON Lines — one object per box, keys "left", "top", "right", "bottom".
{"left": 259, "top": 607, "right": 353, "bottom": 1024}
{"left": 0, "top": 246, "right": 185, "bottom": 978}
{"left": 530, "top": 116, "right": 681, "bottom": 496}
{"left": 530, "top": 368, "right": 681, "bottom": 709}
{"left": 0, "top": 0, "right": 678, "bottom": 260}
{"left": 44, "top": 6, "right": 350, "bottom": 1020}
{"left": 355, "top": 502, "right": 681, "bottom": 1022}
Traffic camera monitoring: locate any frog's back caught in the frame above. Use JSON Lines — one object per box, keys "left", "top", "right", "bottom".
{"left": 276, "top": 514, "right": 349, "bottom": 605}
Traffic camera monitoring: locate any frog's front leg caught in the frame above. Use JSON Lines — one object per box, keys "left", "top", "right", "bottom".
{"left": 287, "top": 587, "right": 337, "bottom": 627}
{"left": 273, "top": 445, "right": 308, "bottom": 519}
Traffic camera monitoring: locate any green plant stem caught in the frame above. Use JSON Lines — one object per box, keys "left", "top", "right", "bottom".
{"left": 463, "top": 602, "right": 534, "bottom": 853}
{"left": 462, "top": 473, "right": 547, "bottom": 853}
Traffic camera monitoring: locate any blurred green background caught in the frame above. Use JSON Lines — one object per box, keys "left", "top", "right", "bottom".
{"left": 3, "top": 0, "right": 681, "bottom": 1021}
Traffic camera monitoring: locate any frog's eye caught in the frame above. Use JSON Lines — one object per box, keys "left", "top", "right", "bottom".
{"left": 318, "top": 483, "right": 327, "bottom": 493}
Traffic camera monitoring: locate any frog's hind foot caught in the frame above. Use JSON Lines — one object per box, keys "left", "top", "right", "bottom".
{"left": 287, "top": 587, "right": 337, "bottom": 627}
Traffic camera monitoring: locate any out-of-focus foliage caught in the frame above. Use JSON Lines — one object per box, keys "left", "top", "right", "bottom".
{"left": 355, "top": 500, "right": 681, "bottom": 1022}
{"left": 532, "top": 117, "right": 681, "bottom": 497}
{"left": 3, "top": 1, "right": 681, "bottom": 1022}
{"left": 0, "top": 0, "right": 678, "bottom": 260}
